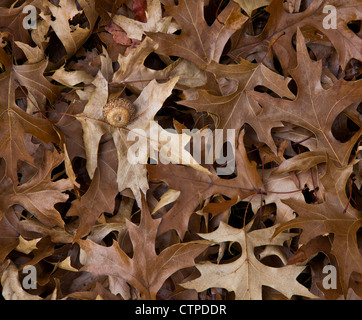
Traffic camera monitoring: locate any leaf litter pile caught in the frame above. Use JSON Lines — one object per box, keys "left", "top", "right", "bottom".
{"left": 0, "top": 0, "right": 362, "bottom": 300}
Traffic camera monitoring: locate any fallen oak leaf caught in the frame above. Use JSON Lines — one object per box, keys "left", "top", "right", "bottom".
{"left": 248, "top": 29, "right": 362, "bottom": 166}
{"left": 50, "top": 256, "right": 78, "bottom": 272}
{"left": 180, "top": 60, "right": 295, "bottom": 153}
{"left": 0, "top": 47, "right": 60, "bottom": 184}
{"left": 147, "top": 130, "right": 264, "bottom": 238}
{"left": 18, "top": 236, "right": 55, "bottom": 271}
{"left": 275, "top": 158, "right": 362, "bottom": 296}
{"left": 231, "top": 0, "right": 362, "bottom": 73}
{"left": 0, "top": 149, "right": 73, "bottom": 228}
{"left": 18, "top": 217, "right": 74, "bottom": 245}
{"left": 272, "top": 151, "right": 327, "bottom": 176}
{"left": 289, "top": 235, "right": 333, "bottom": 266}
{"left": 34, "top": 0, "right": 99, "bottom": 68}
{"left": 78, "top": 195, "right": 209, "bottom": 300}
{"left": 112, "top": 37, "right": 207, "bottom": 93}
{"left": 247, "top": 168, "right": 316, "bottom": 223}
{"left": 147, "top": 0, "right": 247, "bottom": 70}
{"left": 76, "top": 72, "right": 209, "bottom": 206}
{"left": 0, "top": 207, "right": 20, "bottom": 262}
{"left": 15, "top": 235, "right": 41, "bottom": 255}
{"left": 14, "top": 41, "right": 45, "bottom": 64}
{"left": 112, "top": 0, "right": 175, "bottom": 41}
{"left": 51, "top": 65, "right": 94, "bottom": 87}
{"left": 182, "top": 223, "right": 316, "bottom": 300}
{"left": 151, "top": 189, "right": 181, "bottom": 215}
{"left": 66, "top": 139, "right": 119, "bottom": 242}
{"left": 111, "top": 37, "right": 159, "bottom": 93}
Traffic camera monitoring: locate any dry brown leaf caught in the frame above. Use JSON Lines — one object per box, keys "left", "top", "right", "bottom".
{"left": 148, "top": 130, "right": 264, "bottom": 238}
{"left": 232, "top": 0, "right": 362, "bottom": 73}
{"left": 147, "top": 0, "right": 247, "bottom": 69}
{"left": 248, "top": 29, "right": 362, "bottom": 166}
{"left": 0, "top": 47, "right": 60, "bottom": 184}
{"left": 112, "top": 0, "right": 175, "bottom": 41}
{"left": 0, "top": 149, "right": 73, "bottom": 227}
{"left": 180, "top": 61, "right": 295, "bottom": 153}
{"left": 275, "top": 159, "right": 362, "bottom": 296}
{"left": 78, "top": 196, "right": 209, "bottom": 299}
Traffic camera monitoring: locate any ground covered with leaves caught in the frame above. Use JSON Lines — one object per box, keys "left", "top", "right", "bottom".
{"left": 0, "top": 0, "right": 361, "bottom": 300}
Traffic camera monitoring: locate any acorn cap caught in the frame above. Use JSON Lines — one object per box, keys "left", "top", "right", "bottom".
{"left": 103, "top": 98, "right": 136, "bottom": 127}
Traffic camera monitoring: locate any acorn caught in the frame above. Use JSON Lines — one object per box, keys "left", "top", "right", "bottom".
{"left": 103, "top": 98, "right": 136, "bottom": 127}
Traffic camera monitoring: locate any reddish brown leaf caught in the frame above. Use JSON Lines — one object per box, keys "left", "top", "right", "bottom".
{"left": 78, "top": 195, "right": 209, "bottom": 299}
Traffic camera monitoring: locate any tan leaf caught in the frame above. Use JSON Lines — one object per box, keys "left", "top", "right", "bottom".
{"left": 112, "top": 0, "right": 175, "bottom": 41}
{"left": 51, "top": 256, "right": 78, "bottom": 272}
{"left": 14, "top": 41, "right": 44, "bottom": 64}
{"left": 233, "top": 0, "right": 272, "bottom": 17}
{"left": 272, "top": 151, "right": 327, "bottom": 175}
{"left": 36, "top": 0, "right": 98, "bottom": 67}
{"left": 15, "top": 236, "right": 41, "bottom": 255}
{"left": 52, "top": 66, "right": 94, "bottom": 87}
{"left": 151, "top": 189, "right": 181, "bottom": 215}
{"left": 182, "top": 223, "right": 316, "bottom": 300}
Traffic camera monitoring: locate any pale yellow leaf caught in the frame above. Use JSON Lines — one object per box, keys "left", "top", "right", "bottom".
{"left": 15, "top": 236, "right": 40, "bottom": 255}
{"left": 152, "top": 189, "right": 181, "bottom": 214}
